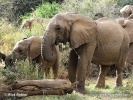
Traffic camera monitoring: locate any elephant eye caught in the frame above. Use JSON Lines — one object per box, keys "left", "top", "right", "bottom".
{"left": 19, "top": 49, "right": 22, "bottom": 53}
{"left": 55, "top": 25, "right": 61, "bottom": 31}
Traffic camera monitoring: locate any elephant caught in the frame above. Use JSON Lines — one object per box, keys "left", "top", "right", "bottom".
{"left": 41, "top": 12, "right": 129, "bottom": 93}
{"left": 0, "top": 52, "right": 6, "bottom": 63}
{"left": 120, "top": 5, "right": 133, "bottom": 18}
{"left": 116, "top": 18, "right": 133, "bottom": 75}
{"left": 5, "top": 36, "right": 59, "bottom": 78}
{"left": 94, "top": 13, "right": 104, "bottom": 20}
{"left": 116, "top": 18, "right": 133, "bottom": 43}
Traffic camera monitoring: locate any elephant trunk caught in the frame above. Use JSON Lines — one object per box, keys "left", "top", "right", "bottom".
{"left": 4, "top": 53, "right": 16, "bottom": 72}
{"left": 41, "top": 31, "right": 57, "bottom": 62}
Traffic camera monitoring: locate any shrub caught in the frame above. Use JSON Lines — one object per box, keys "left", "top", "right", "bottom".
{"left": 117, "top": 0, "right": 133, "bottom": 6}
{"left": 0, "top": 0, "right": 44, "bottom": 25}
{"left": 0, "top": 18, "right": 47, "bottom": 55}
{"left": 20, "top": 2, "right": 60, "bottom": 24}
{"left": 126, "top": 69, "right": 133, "bottom": 95}
{"left": 35, "top": 2, "right": 60, "bottom": 18}
{"left": 60, "top": 0, "right": 121, "bottom": 19}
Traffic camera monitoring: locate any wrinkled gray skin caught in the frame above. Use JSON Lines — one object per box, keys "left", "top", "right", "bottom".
{"left": 41, "top": 13, "right": 129, "bottom": 93}
{"left": 120, "top": 5, "right": 133, "bottom": 18}
{"left": 5, "top": 36, "right": 59, "bottom": 78}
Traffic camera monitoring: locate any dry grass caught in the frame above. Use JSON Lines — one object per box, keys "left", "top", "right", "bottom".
{"left": 21, "top": 78, "right": 131, "bottom": 100}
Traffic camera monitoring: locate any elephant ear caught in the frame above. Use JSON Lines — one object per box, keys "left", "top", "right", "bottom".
{"left": 70, "top": 17, "right": 97, "bottom": 49}
{"left": 27, "top": 36, "right": 42, "bottom": 59}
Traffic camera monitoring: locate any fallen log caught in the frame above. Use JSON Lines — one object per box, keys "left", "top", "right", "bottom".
{"left": 0, "top": 79, "right": 73, "bottom": 99}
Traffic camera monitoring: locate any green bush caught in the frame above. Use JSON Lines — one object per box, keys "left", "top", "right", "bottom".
{"left": 117, "top": 0, "right": 133, "bottom": 6}
{"left": 21, "top": 2, "right": 60, "bottom": 22}
{"left": 35, "top": 2, "right": 60, "bottom": 18}
{"left": 0, "top": 0, "right": 44, "bottom": 25}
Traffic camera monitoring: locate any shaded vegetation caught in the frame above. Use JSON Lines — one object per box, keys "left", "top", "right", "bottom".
{"left": 0, "top": 0, "right": 63, "bottom": 25}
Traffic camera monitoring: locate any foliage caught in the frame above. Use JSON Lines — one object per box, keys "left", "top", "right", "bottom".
{"left": 117, "top": 0, "right": 133, "bottom": 6}
{"left": 0, "top": 0, "right": 44, "bottom": 25}
{"left": 60, "top": 0, "right": 121, "bottom": 18}
{"left": 126, "top": 71, "right": 133, "bottom": 95}
{"left": 0, "top": 19, "right": 18, "bottom": 54}
{"left": 1, "top": 0, "right": 133, "bottom": 25}
{"left": 0, "top": 18, "right": 46, "bottom": 55}
{"left": 14, "top": 60, "right": 40, "bottom": 80}
{"left": 1, "top": 0, "right": 133, "bottom": 99}
{"left": 45, "top": 0, "right": 64, "bottom": 3}
{"left": 1, "top": 68, "right": 17, "bottom": 85}
{"left": 0, "top": 0, "right": 63, "bottom": 25}
{"left": 21, "top": 2, "right": 60, "bottom": 22}
{"left": 35, "top": 2, "right": 60, "bottom": 18}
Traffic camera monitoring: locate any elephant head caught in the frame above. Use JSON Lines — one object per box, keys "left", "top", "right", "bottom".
{"left": 5, "top": 36, "right": 42, "bottom": 70}
{"left": 41, "top": 12, "right": 97, "bottom": 62}
{"left": 120, "top": 5, "right": 133, "bottom": 18}
{"left": 4, "top": 54, "right": 16, "bottom": 72}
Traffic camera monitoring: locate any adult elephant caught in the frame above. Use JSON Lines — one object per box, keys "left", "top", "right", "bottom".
{"left": 120, "top": 5, "right": 133, "bottom": 18}
{"left": 5, "top": 36, "right": 59, "bottom": 79}
{"left": 41, "top": 13, "right": 129, "bottom": 93}
{"left": 116, "top": 18, "right": 133, "bottom": 75}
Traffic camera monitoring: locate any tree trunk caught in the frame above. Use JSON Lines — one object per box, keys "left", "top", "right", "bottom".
{"left": 0, "top": 79, "right": 73, "bottom": 99}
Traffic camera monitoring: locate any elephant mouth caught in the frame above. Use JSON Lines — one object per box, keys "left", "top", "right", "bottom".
{"left": 55, "top": 36, "right": 67, "bottom": 45}
{"left": 55, "top": 36, "right": 60, "bottom": 45}
{"left": 4, "top": 61, "right": 17, "bottom": 72}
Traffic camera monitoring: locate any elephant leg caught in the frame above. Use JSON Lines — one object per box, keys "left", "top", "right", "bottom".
{"left": 95, "top": 65, "right": 110, "bottom": 88}
{"left": 115, "top": 52, "right": 126, "bottom": 86}
{"left": 76, "top": 43, "right": 96, "bottom": 93}
{"left": 68, "top": 49, "right": 78, "bottom": 83}
{"left": 115, "top": 65, "right": 123, "bottom": 87}
{"left": 76, "top": 57, "right": 88, "bottom": 90}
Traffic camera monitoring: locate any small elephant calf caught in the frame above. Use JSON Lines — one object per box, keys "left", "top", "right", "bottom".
{"left": 5, "top": 36, "right": 59, "bottom": 79}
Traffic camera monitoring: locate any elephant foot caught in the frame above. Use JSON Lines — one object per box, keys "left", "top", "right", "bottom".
{"left": 115, "top": 84, "right": 123, "bottom": 88}
{"left": 75, "top": 88, "right": 85, "bottom": 94}
{"left": 95, "top": 84, "right": 105, "bottom": 88}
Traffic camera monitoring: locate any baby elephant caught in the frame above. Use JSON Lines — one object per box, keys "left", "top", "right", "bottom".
{"left": 0, "top": 52, "right": 6, "bottom": 63}
{"left": 5, "top": 36, "right": 59, "bottom": 78}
